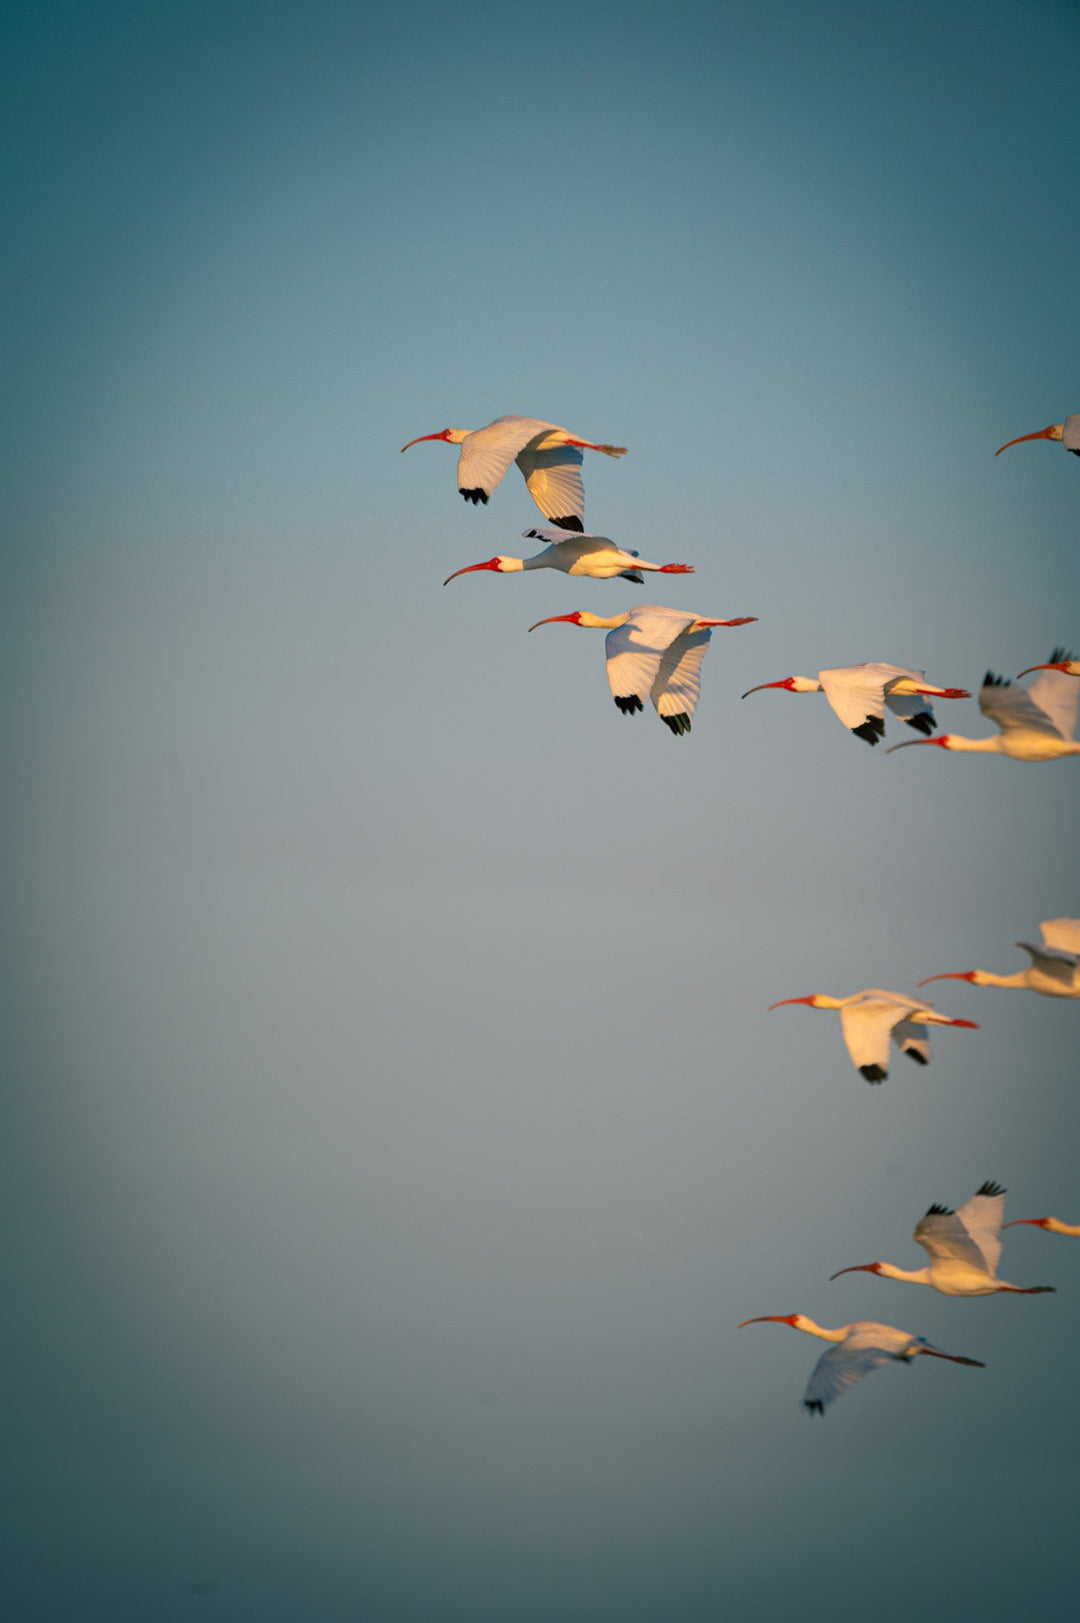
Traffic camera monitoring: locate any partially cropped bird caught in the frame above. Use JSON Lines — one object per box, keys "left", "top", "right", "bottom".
{"left": 444, "top": 527, "right": 693, "bottom": 586}
{"left": 1005, "top": 1215, "right": 1080, "bottom": 1237}
{"left": 741, "top": 663, "right": 969, "bottom": 745}
{"left": 736, "top": 1315, "right": 984, "bottom": 1415}
{"left": 401, "top": 416, "right": 626, "bottom": 530}
{"left": 1018, "top": 652, "right": 1080, "bottom": 678}
{"left": 918, "top": 918, "right": 1080, "bottom": 1000}
{"left": 829, "top": 1181, "right": 1056, "bottom": 1297}
{"left": 766, "top": 989, "right": 977, "bottom": 1082}
{"left": 528, "top": 605, "right": 756, "bottom": 736}
{"left": 995, "top": 413, "right": 1080, "bottom": 457}
{"left": 888, "top": 657, "right": 1080, "bottom": 762}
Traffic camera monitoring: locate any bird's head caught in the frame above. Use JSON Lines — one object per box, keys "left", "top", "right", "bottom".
{"left": 994, "top": 423, "right": 1064, "bottom": 455}
{"left": 443, "top": 557, "right": 521, "bottom": 585}
{"left": 527, "top": 611, "right": 626, "bottom": 632}
{"left": 740, "top": 675, "right": 817, "bottom": 698}
{"left": 1017, "top": 658, "right": 1079, "bottom": 677}
{"left": 400, "top": 428, "right": 468, "bottom": 452}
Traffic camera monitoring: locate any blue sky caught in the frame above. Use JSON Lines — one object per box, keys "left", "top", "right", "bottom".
{"left": 4, "top": 3, "right": 1080, "bottom": 1619}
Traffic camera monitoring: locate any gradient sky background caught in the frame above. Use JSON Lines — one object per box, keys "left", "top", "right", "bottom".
{"left": 4, "top": 2, "right": 1080, "bottom": 1618}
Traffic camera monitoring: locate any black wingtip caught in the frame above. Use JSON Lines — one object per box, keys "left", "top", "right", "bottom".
{"left": 550, "top": 514, "right": 584, "bottom": 533}
{"left": 905, "top": 712, "right": 936, "bottom": 736}
{"left": 661, "top": 712, "right": 692, "bottom": 736}
{"left": 975, "top": 1180, "right": 1006, "bottom": 1198}
{"left": 803, "top": 1400, "right": 824, "bottom": 1417}
{"left": 459, "top": 487, "right": 490, "bottom": 506}
{"left": 904, "top": 1049, "right": 929, "bottom": 1066}
{"left": 924, "top": 1203, "right": 955, "bottom": 1217}
{"left": 983, "top": 671, "right": 1009, "bottom": 690}
{"left": 619, "top": 570, "right": 645, "bottom": 584}
{"left": 859, "top": 1064, "right": 887, "bottom": 1083}
{"left": 852, "top": 716, "right": 885, "bottom": 745}
{"left": 614, "top": 694, "right": 644, "bottom": 715}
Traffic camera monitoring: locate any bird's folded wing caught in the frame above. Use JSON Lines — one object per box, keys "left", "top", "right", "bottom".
{"left": 955, "top": 1186, "right": 1006, "bottom": 1276}
{"left": 518, "top": 446, "right": 586, "bottom": 528}
{"left": 819, "top": 666, "right": 890, "bottom": 732}
{"left": 839, "top": 998, "right": 901, "bottom": 1073}
{"left": 1016, "top": 941, "right": 1079, "bottom": 982}
{"left": 522, "top": 527, "right": 611, "bottom": 549}
{"left": 804, "top": 1340, "right": 894, "bottom": 1412}
{"left": 891, "top": 1019, "right": 930, "bottom": 1064}
{"left": 1025, "top": 666, "right": 1080, "bottom": 742}
{"left": 650, "top": 628, "right": 711, "bottom": 722}
{"left": 913, "top": 1208, "right": 987, "bottom": 1271}
{"left": 979, "top": 678, "right": 1062, "bottom": 737}
{"left": 1039, "top": 918, "right": 1080, "bottom": 955}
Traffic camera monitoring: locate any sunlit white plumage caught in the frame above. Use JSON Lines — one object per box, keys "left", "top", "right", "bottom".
{"left": 767, "top": 988, "right": 977, "bottom": 1082}
{"left": 888, "top": 654, "right": 1080, "bottom": 762}
{"left": 918, "top": 918, "right": 1080, "bottom": 999}
{"left": 401, "top": 416, "right": 626, "bottom": 529}
{"left": 444, "top": 527, "right": 694, "bottom": 586}
{"left": 741, "top": 662, "right": 969, "bottom": 745}
{"left": 830, "top": 1181, "right": 1057, "bottom": 1296}
{"left": 528, "top": 604, "right": 756, "bottom": 736}
{"left": 995, "top": 413, "right": 1080, "bottom": 458}
{"left": 737, "top": 1314, "right": 984, "bottom": 1415}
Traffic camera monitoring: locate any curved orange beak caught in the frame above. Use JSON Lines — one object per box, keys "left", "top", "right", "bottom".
{"left": 994, "top": 424, "right": 1063, "bottom": 455}
{"left": 736, "top": 1315, "right": 797, "bottom": 1329}
{"left": 401, "top": 431, "right": 450, "bottom": 452}
{"left": 528, "top": 613, "right": 581, "bottom": 632}
{"left": 916, "top": 972, "right": 975, "bottom": 987}
{"left": 767, "top": 996, "right": 816, "bottom": 1010}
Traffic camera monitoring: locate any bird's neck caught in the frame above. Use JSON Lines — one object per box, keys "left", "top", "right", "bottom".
{"left": 578, "top": 611, "right": 632, "bottom": 629}
{"left": 943, "top": 734, "right": 1004, "bottom": 753}
{"left": 1047, "top": 1218, "right": 1080, "bottom": 1236}
{"left": 795, "top": 1318, "right": 848, "bottom": 1343}
{"left": 877, "top": 1263, "right": 932, "bottom": 1286}
{"left": 971, "top": 970, "right": 1029, "bottom": 989}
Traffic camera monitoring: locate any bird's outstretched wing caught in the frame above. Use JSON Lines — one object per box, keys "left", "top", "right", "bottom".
{"left": 1016, "top": 940, "right": 1079, "bottom": 985}
{"left": 838, "top": 996, "right": 910, "bottom": 1081}
{"left": 914, "top": 1198, "right": 994, "bottom": 1274}
{"left": 954, "top": 1182, "right": 1006, "bottom": 1276}
{"left": 979, "top": 674, "right": 1063, "bottom": 739}
{"left": 604, "top": 609, "right": 694, "bottom": 717}
{"left": 1025, "top": 654, "right": 1080, "bottom": 742}
{"left": 818, "top": 665, "right": 907, "bottom": 744}
{"left": 518, "top": 445, "right": 586, "bottom": 531}
{"left": 456, "top": 417, "right": 551, "bottom": 504}
{"left": 650, "top": 628, "right": 712, "bottom": 736}
{"left": 803, "top": 1337, "right": 897, "bottom": 1414}
{"left": 1039, "top": 918, "right": 1080, "bottom": 955}
{"left": 892, "top": 1019, "right": 930, "bottom": 1066}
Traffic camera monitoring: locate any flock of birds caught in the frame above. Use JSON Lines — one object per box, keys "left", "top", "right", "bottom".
{"left": 401, "top": 409, "right": 1078, "bottom": 1415}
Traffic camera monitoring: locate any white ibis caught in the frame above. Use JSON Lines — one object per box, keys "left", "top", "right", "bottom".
{"left": 1005, "top": 1215, "right": 1080, "bottom": 1237}
{"left": 767, "top": 989, "right": 977, "bottom": 1083}
{"left": 400, "top": 416, "right": 626, "bottom": 530}
{"left": 918, "top": 918, "right": 1080, "bottom": 1000}
{"left": 829, "top": 1181, "right": 1056, "bottom": 1297}
{"left": 995, "top": 413, "right": 1080, "bottom": 457}
{"left": 741, "top": 663, "right": 969, "bottom": 745}
{"left": 528, "top": 605, "right": 756, "bottom": 736}
{"left": 444, "top": 527, "right": 694, "bottom": 586}
{"left": 1018, "top": 650, "right": 1080, "bottom": 678}
{"left": 888, "top": 659, "right": 1080, "bottom": 762}
{"left": 737, "top": 1315, "right": 984, "bottom": 1415}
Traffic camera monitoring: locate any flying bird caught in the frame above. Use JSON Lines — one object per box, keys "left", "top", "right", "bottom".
{"left": 1005, "top": 1215, "right": 1080, "bottom": 1237}
{"left": 829, "top": 1181, "right": 1056, "bottom": 1297}
{"left": 995, "top": 413, "right": 1080, "bottom": 458}
{"left": 400, "top": 416, "right": 626, "bottom": 530}
{"left": 736, "top": 1315, "right": 984, "bottom": 1415}
{"left": 444, "top": 527, "right": 693, "bottom": 586}
{"left": 767, "top": 989, "right": 977, "bottom": 1082}
{"left": 918, "top": 918, "right": 1080, "bottom": 1000}
{"left": 528, "top": 604, "right": 756, "bottom": 736}
{"left": 888, "top": 657, "right": 1080, "bottom": 762}
{"left": 741, "top": 663, "right": 969, "bottom": 745}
